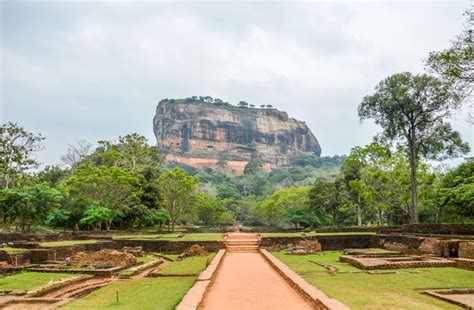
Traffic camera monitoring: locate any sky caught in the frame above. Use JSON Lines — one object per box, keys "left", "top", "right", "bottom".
{"left": 1, "top": 0, "right": 473, "bottom": 168}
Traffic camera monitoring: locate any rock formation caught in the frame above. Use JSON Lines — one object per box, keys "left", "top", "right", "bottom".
{"left": 153, "top": 99, "right": 321, "bottom": 175}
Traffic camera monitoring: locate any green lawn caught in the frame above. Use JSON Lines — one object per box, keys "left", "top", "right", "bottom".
{"left": 113, "top": 233, "right": 224, "bottom": 241}
{"left": 0, "top": 272, "right": 78, "bottom": 291}
{"left": 64, "top": 253, "right": 214, "bottom": 309}
{"left": 274, "top": 251, "right": 474, "bottom": 309}
{"left": 63, "top": 277, "right": 196, "bottom": 310}
{"left": 39, "top": 240, "right": 98, "bottom": 247}
{"left": 0, "top": 247, "right": 29, "bottom": 253}
{"left": 157, "top": 254, "right": 215, "bottom": 276}
{"left": 261, "top": 232, "right": 376, "bottom": 237}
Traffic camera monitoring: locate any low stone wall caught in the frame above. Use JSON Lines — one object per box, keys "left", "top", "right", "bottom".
{"left": 0, "top": 232, "right": 113, "bottom": 244}
{"left": 115, "top": 240, "right": 224, "bottom": 254}
{"left": 260, "top": 235, "right": 372, "bottom": 251}
{"left": 379, "top": 224, "right": 474, "bottom": 236}
{"left": 260, "top": 249, "right": 349, "bottom": 310}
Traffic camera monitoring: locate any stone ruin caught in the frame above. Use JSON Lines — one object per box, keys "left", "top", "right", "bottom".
{"left": 70, "top": 249, "right": 137, "bottom": 268}
{"left": 341, "top": 238, "right": 474, "bottom": 271}
{"left": 122, "top": 246, "right": 145, "bottom": 257}
{"left": 178, "top": 244, "right": 209, "bottom": 260}
{"left": 287, "top": 239, "right": 322, "bottom": 255}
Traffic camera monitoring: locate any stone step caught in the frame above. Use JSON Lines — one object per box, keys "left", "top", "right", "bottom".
{"left": 225, "top": 240, "right": 259, "bottom": 245}
{"left": 226, "top": 246, "right": 259, "bottom": 251}
{"left": 225, "top": 233, "right": 260, "bottom": 240}
{"left": 226, "top": 247, "right": 259, "bottom": 253}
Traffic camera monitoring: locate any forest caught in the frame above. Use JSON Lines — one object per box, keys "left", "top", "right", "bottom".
{"left": 1, "top": 10, "right": 472, "bottom": 233}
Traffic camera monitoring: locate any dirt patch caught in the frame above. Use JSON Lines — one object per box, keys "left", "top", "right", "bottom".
{"left": 70, "top": 249, "right": 136, "bottom": 267}
{"left": 287, "top": 239, "right": 321, "bottom": 255}
{"left": 179, "top": 245, "right": 209, "bottom": 259}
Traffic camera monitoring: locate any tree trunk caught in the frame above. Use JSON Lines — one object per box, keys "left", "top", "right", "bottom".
{"left": 357, "top": 195, "right": 362, "bottom": 227}
{"left": 171, "top": 221, "right": 175, "bottom": 232}
{"left": 409, "top": 144, "right": 419, "bottom": 223}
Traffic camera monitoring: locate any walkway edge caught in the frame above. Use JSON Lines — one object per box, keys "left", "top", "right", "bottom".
{"left": 176, "top": 249, "right": 226, "bottom": 310}
{"left": 260, "top": 249, "right": 350, "bottom": 310}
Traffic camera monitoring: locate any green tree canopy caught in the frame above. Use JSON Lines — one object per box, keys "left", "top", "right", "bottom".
{"left": 359, "top": 72, "right": 470, "bottom": 223}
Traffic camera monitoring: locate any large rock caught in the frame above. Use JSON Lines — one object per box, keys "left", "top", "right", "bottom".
{"left": 153, "top": 100, "right": 321, "bottom": 175}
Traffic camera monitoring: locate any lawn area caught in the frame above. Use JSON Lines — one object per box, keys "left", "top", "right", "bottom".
{"left": 63, "top": 277, "right": 196, "bottom": 310}
{"left": 39, "top": 240, "right": 98, "bottom": 247}
{"left": 261, "top": 232, "right": 376, "bottom": 237}
{"left": 64, "top": 253, "right": 214, "bottom": 309}
{"left": 274, "top": 251, "right": 474, "bottom": 309}
{"left": 113, "top": 233, "right": 224, "bottom": 241}
{"left": 136, "top": 256, "right": 156, "bottom": 264}
{"left": 0, "top": 247, "right": 29, "bottom": 253}
{"left": 157, "top": 253, "right": 215, "bottom": 276}
{"left": 0, "top": 272, "right": 79, "bottom": 291}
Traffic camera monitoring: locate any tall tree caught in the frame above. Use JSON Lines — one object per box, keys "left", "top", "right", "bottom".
{"left": 0, "top": 122, "right": 44, "bottom": 188}
{"left": 60, "top": 139, "right": 94, "bottom": 170}
{"left": 426, "top": 9, "right": 473, "bottom": 122}
{"left": 308, "top": 179, "right": 347, "bottom": 227}
{"left": 359, "top": 72, "right": 470, "bottom": 223}
{"left": 156, "top": 167, "right": 200, "bottom": 231}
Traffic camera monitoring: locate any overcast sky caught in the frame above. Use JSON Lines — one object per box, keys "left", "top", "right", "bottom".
{"left": 1, "top": 0, "right": 473, "bottom": 168}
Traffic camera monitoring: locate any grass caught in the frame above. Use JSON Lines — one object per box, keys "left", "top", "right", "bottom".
{"left": 63, "top": 277, "right": 196, "bottom": 310}
{"left": 157, "top": 253, "right": 215, "bottom": 276}
{"left": 64, "top": 253, "right": 215, "bottom": 309}
{"left": 113, "top": 233, "right": 224, "bottom": 241}
{"left": 39, "top": 240, "right": 98, "bottom": 247}
{"left": 274, "top": 251, "right": 474, "bottom": 309}
{"left": 0, "top": 247, "right": 29, "bottom": 253}
{"left": 261, "top": 232, "right": 376, "bottom": 237}
{"left": 0, "top": 272, "right": 78, "bottom": 291}
{"left": 137, "top": 256, "right": 155, "bottom": 264}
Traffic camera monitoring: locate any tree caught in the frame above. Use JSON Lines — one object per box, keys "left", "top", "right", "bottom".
{"left": 0, "top": 183, "right": 63, "bottom": 232}
{"left": 426, "top": 9, "right": 473, "bottom": 122}
{"left": 358, "top": 72, "right": 470, "bottom": 223}
{"left": 37, "top": 165, "right": 69, "bottom": 186}
{"left": 435, "top": 157, "right": 474, "bottom": 222}
{"left": 156, "top": 167, "right": 200, "bottom": 231}
{"left": 266, "top": 105, "right": 273, "bottom": 108}
{"left": 60, "top": 139, "right": 93, "bottom": 170}
{"left": 145, "top": 209, "right": 171, "bottom": 229}
{"left": 197, "top": 196, "right": 227, "bottom": 226}
{"left": 0, "top": 122, "right": 44, "bottom": 188}
{"left": 260, "top": 105, "right": 265, "bottom": 108}
{"left": 117, "top": 133, "right": 161, "bottom": 172}
{"left": 80, "top": 205, "right": 116, "bottom": 231}
{"left": 259, "top": 186, "right": 311, "bottom": 227}
{"left": 282, "top": 207, "right": 313, "bottom": 229}
{"left": 308, "top": 178, "right": 348, "bottom": 227}
{"left": 65, "top": 162, "right": 142, "bottom": 229}
{"left": 238, "top": 101, "right": 249, "bottom": 108}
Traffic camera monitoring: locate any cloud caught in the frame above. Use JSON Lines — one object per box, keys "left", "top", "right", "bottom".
{"left": 1, "top": 0, "right": 472, "bottom": 168}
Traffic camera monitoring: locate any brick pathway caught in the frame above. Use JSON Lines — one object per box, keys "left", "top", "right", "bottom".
{"left": 201, "top": 252, "right": 313, "bottom": 310}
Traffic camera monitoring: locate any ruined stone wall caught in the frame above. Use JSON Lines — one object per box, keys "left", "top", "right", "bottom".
{"left": 115, "top": 240, "right": 224, "bottom": 254}
{"left": 458, "top": 241, "right": 474, "bottom": 258}
{"left": 379, "top": 224, "right": 474, "bottom": 235}
{"left": 260, "top": 235, "right": 372, "bottom": 251}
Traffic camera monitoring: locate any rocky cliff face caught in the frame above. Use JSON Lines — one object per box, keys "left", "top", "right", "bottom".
{"left": 153, "top": 100, "right": 321, "bottom": 175}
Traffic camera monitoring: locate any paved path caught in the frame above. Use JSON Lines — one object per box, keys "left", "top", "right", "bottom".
{"left": 201, "top": 252, "right": 313, "bottom": 310}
